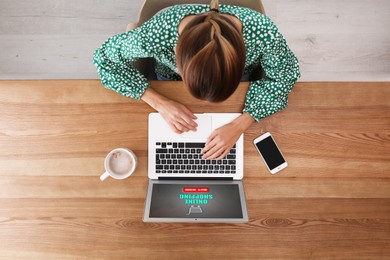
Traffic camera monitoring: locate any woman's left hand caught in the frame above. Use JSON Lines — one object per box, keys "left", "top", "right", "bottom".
{"left": 201, "top": 113, "right": 256, "bottom": 160}
{"left": 201, "top": 122, "right": 243, "bottom": 160}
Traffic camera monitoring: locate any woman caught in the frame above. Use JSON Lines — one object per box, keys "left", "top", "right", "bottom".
{"left": 93, "top": 0, "right": 300, "bottom": 160}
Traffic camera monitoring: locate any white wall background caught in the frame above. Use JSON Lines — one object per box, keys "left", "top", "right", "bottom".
{"left": 0, "top": 0, "right": 389, "bottom": 81}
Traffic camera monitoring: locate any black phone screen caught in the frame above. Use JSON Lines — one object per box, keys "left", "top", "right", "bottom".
{"left": 256, "top": 136, "right": 286, "bottom": 170}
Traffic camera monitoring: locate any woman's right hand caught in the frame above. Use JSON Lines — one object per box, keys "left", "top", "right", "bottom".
{"left": 157, "top": 99, "right": 198, "bottom": 134}
{"left": 141, "top": 88, "right": 197, "bottom": 134}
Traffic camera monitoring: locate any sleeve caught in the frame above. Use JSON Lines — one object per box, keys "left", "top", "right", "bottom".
{"left": 92, "top": 27, "right": 152, "bottom": 100}
{"left": 243, "top": 16, "right": 301, "bottom": 121}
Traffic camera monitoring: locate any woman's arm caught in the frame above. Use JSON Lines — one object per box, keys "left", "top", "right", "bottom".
{"left": 93, "top": 27, "right": 152, "bottom": 100}
{"left": 243, "top": 15, "right": 300, "bottom": 121}
{"left": 93, "top": 25, "right": 198, "bottom": 133}
{"left": 202, "top": 14, "right": 300, "bottom": 160}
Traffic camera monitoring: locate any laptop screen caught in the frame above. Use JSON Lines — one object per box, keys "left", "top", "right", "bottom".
{"left": 149, "top": 183, "right": 243, "bottom": 219}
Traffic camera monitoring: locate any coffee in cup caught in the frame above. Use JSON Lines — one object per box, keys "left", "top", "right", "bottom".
{"left": 100, "top": 148, "right": 137, "bottom": 181}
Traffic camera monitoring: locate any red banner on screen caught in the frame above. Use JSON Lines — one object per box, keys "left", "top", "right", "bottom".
{"left": 182, "top": 187, "right": 209, "bottom": 193}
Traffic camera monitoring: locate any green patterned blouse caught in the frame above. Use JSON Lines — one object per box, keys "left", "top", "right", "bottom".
{"left": 93, "top": 4, "right": 300, "bottom": 121}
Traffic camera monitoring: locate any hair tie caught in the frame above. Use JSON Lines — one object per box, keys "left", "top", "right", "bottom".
{"left": 210, "top": 8, "right": 219, "bottom": 13}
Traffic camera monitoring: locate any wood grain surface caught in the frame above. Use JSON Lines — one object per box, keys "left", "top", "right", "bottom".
{"left": 0, "top": 80, "right": 389, "bottom": 259}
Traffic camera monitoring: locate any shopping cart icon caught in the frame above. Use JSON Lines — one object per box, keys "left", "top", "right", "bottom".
{"left": 186, "top": 205, "right": 203, "bottom": 215}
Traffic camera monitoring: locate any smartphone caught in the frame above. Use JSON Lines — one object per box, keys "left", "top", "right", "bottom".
{"left": 253, "top": 132, "right": 287, "bottom": 174}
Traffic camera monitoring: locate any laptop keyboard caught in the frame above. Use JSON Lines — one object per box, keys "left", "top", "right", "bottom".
{"left": 155, "top": 142, "right": 236, "bottom": 174}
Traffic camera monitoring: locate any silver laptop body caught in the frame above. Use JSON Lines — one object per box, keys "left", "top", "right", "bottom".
{"left": 144, "top": 113, "right": 248, "bottom": 223}
{"left": 148, "top": 112, "right": 244, "bottom": 180}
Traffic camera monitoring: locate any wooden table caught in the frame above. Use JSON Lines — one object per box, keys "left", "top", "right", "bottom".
{"left": 0, "top": 80, "right": 389, "bottom": 259}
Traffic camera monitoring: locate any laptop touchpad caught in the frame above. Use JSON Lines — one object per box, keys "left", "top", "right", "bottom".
{"left": 179, "top": 114, "right": 212, "bottom": 139}
{"left": 153, "top": 114, "right": 212, "bottom": 139}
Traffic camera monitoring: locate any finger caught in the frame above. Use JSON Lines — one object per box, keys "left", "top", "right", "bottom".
{"left": 174, "top": 121, "right": 191, "bottom": 133}
{"left": 201, "top": 140, "right": 216, "bottom": 156}
{"left": 204, "top": 146, "right": 226, "bottom": 160}
{"left": 202, "top": 132, "right": 218, "bottom": 154}
{"left": 181, "top": 106, "right": 197, "bottom": 120}
{"left": 171, "top": 110, "right": 196, "bottom": 131}
{"left": 180, "top": 111, "right": 198, "bottom": 129}
{"left": 216, "top": 149, "right": 230, "bottom": 160}
{"left": 169, "top": 119, "right": 190, "bottom": 134}
{"left": 179, "top": 106, "right": 198, "bottom": 125}
{"left": 202, "top": 142, "right": 223, "bottom": 159}
{"left": 175, "top": 117, "right": 196, "bottom": 132}
{"left": 169, "top": 123, "right": 185, "bottom": 134}
{"left": 169, "top": 124, "right": 183, "bottom": 134}
{"left": 169, "top": 114, "right": 191, "bottom": 131}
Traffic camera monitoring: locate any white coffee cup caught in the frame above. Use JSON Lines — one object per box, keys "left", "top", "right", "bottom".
{"left": 100, "top": 148, "right": 137, "bottom": 181}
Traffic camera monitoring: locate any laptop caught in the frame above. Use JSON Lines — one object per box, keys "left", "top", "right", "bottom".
{"left": 143, "top": 112, "right": 249, "bottom": 222}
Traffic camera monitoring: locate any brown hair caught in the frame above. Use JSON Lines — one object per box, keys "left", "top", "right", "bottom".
{"left": 176, "top": 0, "right": 246, "bottom": 102}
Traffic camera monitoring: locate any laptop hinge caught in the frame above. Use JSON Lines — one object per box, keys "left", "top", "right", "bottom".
{"left": 158, "top": 177, "right": 234, "bottom": 181}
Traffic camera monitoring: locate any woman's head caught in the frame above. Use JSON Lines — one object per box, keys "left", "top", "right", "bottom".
{"left": 176, "top": 0, "right": 246, "bottom": 102}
